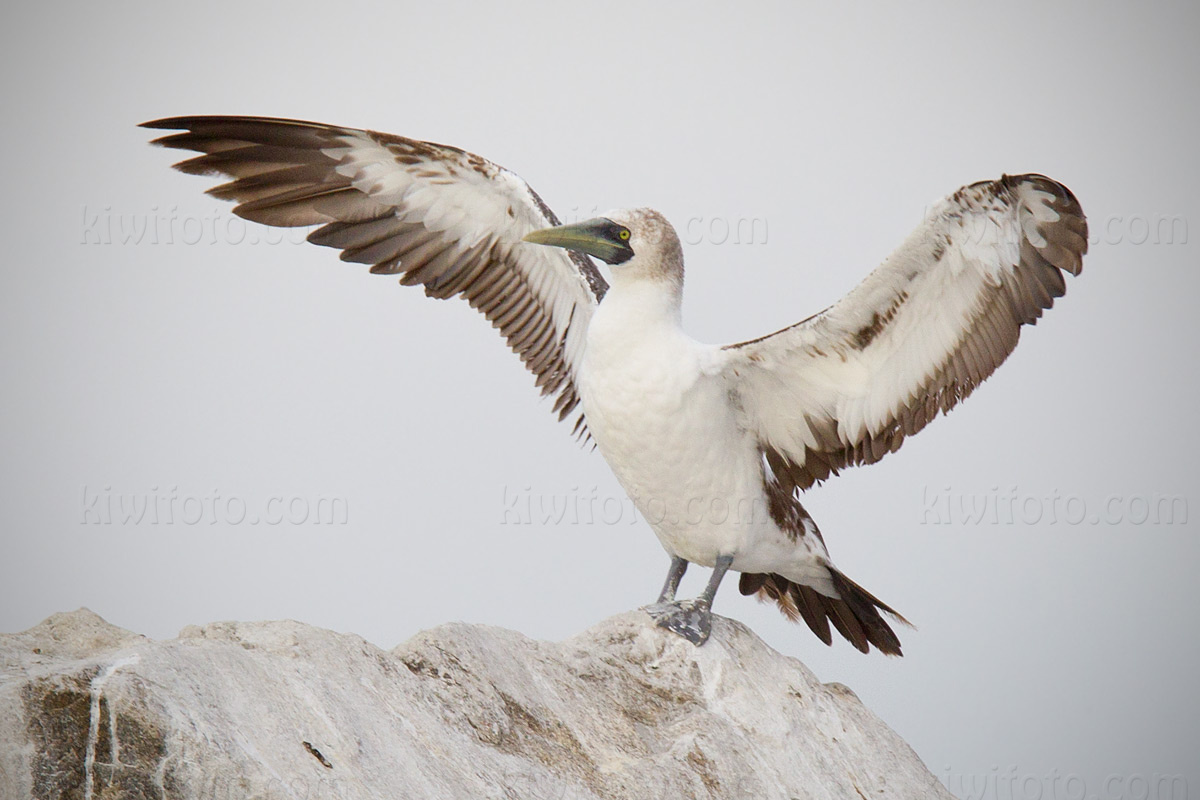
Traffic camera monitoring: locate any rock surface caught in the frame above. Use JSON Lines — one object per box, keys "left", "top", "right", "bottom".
{"left": 1, "top": 609, "right": 951, "bottom": 799}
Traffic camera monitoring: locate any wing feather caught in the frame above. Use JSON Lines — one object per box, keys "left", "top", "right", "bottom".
{"left": 143, "top": 115, "right": 608, "bottom": 432}
{"left": 723, "top": 174, "right": 1087, "bottom": 490}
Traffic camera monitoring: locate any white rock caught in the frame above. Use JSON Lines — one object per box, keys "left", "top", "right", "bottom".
{"left": 0, "top": 609, "right": 951, "bottom": 799}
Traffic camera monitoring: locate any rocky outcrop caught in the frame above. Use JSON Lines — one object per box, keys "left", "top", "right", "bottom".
{"left": 0, "top": 609, "right": 950, "bottom": 799}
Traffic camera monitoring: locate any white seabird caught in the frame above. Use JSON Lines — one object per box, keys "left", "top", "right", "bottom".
{"left": 143, "top": 116, "right": 1087, "bottom": 654}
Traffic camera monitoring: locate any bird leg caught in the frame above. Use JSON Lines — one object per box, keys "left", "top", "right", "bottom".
{"left": 644, "top": 554, "right": 733, "bottom": 646}
{"left": 656, "top": 556, "right": 689, "bottom": 603}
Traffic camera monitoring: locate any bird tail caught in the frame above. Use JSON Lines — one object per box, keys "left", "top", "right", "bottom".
{"left": 739, "top": 569, "right": 910, "bottom": 656}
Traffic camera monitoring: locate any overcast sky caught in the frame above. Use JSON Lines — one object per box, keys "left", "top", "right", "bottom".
{"left": 2, "top": 2, "right": 1197, "bottom": 797}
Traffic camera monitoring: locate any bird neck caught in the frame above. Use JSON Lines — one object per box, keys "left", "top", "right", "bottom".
{"left": 586, "top": 244, "right": 688, "bottom": 364}
{"left": 586, "top": 276, "right": 687, "bottom": 371}
{"left": 601, "top": 273, "right": 684, "bottom": 331}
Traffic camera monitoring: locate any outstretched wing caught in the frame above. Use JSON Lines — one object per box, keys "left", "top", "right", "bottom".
{"left": 142, "top": 115, "right": 608, "bottom": 432}
{"left": 722, "top": 174, "right": 1087, "bottom": 491}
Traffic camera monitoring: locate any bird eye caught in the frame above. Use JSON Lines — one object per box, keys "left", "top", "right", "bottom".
{"left": 619, "top": 229, "right": 631, "bottom": 241}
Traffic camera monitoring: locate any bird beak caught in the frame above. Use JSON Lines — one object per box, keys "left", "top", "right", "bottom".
{"left": 522, "top": 218, "right": 632, "bottom": 265}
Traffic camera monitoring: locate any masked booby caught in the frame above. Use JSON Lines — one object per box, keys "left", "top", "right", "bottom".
{"left": 143, "top": 116, "right": 1087, "bottom": 654}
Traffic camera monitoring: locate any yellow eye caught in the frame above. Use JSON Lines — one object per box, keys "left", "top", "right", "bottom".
{"left": 619, "top": 229, "right": 631, "bottom": 241}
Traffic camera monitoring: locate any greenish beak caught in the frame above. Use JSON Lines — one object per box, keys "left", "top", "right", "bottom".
{"left": 522, "top": 217, "right": 634, "bottom": 265}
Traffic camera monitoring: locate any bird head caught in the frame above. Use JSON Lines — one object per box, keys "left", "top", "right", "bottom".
{"left": 523, "top": 208, "right": 683, "bottom": 288}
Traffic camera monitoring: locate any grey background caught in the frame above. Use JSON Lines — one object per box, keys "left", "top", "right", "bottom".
{"left": 3, "top": 2, "right": 1196, "bottom": 796}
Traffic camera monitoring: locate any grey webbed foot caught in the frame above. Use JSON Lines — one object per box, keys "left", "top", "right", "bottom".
{"left": 643, "top": 599, "right": 713, "bottom": 646}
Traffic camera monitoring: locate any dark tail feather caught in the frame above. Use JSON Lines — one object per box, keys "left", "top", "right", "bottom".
{"left": 739, "top": 569, "right": 910, "bottom": 656}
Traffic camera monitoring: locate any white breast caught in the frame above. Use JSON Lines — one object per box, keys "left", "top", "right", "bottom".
{"left": 578, "top": 280, "right": 790, "bottom": 570}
